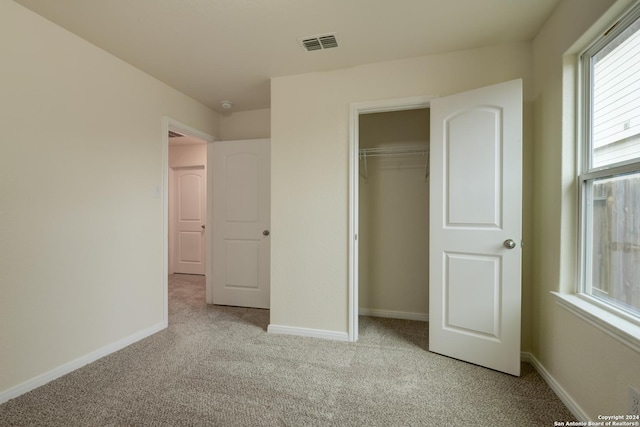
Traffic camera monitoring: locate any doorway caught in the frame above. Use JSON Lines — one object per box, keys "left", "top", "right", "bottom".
{"left": 349, "top": 80, "right": 523, "bottom": 376}
{"left": 358, "top": 109, "right": 430, "bottom": 322}
{"left": 348, "top": 96, "right": 433, "bottom": 342}
{"left": 162, "top": 117, "right": 214, "bottom": 325}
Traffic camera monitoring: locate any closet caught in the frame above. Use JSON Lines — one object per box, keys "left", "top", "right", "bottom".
{"left": 358, "top": 108, "right": 430, "bottom": 321}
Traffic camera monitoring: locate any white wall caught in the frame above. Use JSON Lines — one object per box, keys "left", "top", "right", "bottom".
{"left": 358, "top": 110, "right": 429, "bottom": 318}
{"left": 0, "top": 1, "right": 218, "bottom": 397}
{"left": 270, "top": 43, "right": 533, "bottom": 337}
{"left": 531, "top": 0, "right": 640, "bottom": 419}
{"left": 219, "top": 108, "right": 270, "bottom": 140}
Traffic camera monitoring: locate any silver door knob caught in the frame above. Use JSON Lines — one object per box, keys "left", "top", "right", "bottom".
{"left": 503, "top": 239, "right": 516, "bottom": 249}
{"left": 263, "top": 230, "right": 270, "bottom": 236}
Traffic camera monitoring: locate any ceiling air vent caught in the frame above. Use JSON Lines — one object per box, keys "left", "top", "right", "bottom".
{"left": 319, "top": 35, "right": 338, "bottom": 49}
{"left": 168, "top": 130, "right": 184, "bottom": 138}
{"left": 299, "top": 33, "right": 338, "bottom": 52}
{"left": 302, "top": 38, "right": 322, "bottom": 51}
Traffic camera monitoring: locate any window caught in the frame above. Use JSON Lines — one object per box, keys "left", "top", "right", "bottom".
{"left": 580, "top": 1, "right": 640, "bottom": 322}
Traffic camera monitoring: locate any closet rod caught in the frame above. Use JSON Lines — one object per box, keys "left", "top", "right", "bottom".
{"left": 359, "top": 145, "right": 428, "bottom": 157}
{"left": 359, "top": 145, "right": 429, "bottom": 181}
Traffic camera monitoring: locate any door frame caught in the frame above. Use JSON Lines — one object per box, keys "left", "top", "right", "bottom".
{"left": 162, "top": 116, "right": 214, "bottom": 325}
{"left": 348, "top": 95, "right": 435, "bottom": 342}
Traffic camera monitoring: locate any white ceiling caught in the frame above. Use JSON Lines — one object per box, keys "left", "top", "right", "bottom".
{"left": 15, "top": 0, "right": 561, "bottom": 113}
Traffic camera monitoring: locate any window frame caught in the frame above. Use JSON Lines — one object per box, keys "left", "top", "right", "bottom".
{"left": 577, "top": 0, "right": 640, "bottom": 327}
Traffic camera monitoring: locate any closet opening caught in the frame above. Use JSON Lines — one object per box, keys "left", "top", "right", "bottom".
{"left": 358, "top": 108, "right": 430, "bottom": 321}
{"left": 348, "top": 96, "right": 433, "bottom": 342}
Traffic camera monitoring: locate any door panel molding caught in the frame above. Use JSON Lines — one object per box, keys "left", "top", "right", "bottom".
{"left": 444, "top": 251, "right": 502, "bottom": 339}
{"left": 445, "top": 107, "right": 503, "bottom": 228}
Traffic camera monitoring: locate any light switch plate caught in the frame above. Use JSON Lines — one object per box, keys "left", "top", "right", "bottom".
{"left": 152, "top": 184, "right": 161, "bottom": 199}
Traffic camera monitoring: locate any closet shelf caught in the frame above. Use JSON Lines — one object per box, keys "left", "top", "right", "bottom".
{"left": 359, "top": 145, "right": 429, "bottom": 181}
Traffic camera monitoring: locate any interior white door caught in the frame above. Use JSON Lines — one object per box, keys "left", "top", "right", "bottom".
{"left": 429, "top": 79, "right": 522, "bottom": 376}
{"left": 172, "top": 166, "right": 206, "bottom": 275}
{"left": 212, "top": 139, "right": 270, "bottom": 309}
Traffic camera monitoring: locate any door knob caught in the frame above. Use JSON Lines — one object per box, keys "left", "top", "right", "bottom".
{"left": 201, "top": 225, "right": 205, "bottom": 230}
{"left": 503, "top": 239, "right": 516, "bottom": 249}
{"left": 263, "top": 230, "right": 270, "bottom": 236}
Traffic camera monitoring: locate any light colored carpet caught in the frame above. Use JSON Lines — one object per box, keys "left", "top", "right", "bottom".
{"left": 0, "top": 274, "right": 574, "bottom": 426}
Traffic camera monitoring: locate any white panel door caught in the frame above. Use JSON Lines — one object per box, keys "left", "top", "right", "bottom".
{"left": 173, "top": 166, "right": 206, "bottom": 275}
{"left": 213, "top": 139, "right": 270, "bottom": 309}
{"left": 429, "top": 79, "right": 522, "bottom": 376}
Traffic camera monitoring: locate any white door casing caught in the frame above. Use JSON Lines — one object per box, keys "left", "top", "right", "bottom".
{"left": 429, "top": 79, "right": 522, "bottom": 376}
{"left": 171, "top": 166, "right": 206, "bottom": 275}
{"left": 348, "top": 96, "right": 434, "bottom": 342}
{"left": 212, "top": 139, "right": 271, "bottom": 309}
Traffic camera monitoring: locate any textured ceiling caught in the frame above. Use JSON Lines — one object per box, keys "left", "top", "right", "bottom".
{"left": 15, "top": 0, "right": 561, "bottom": 112}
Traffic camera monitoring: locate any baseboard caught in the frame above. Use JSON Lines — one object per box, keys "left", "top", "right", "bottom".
{"left": 520, "top": 351, "right": 589, "bottom": 421}
{"left": 0, "top": 321, "right": 167, "bottom": 405}
{"left": 267, "top": 324, "right": 349, "bottom": 342}
{"left": 359, "top": 308, "right": 429, "bottom": 322}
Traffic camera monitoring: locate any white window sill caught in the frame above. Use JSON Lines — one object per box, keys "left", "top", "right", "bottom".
{"left": 552, "top": 292, "right": 640, "bottom": 354}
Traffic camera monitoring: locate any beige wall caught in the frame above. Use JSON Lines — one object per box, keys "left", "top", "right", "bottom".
{"left": 358, "top": 110, "right": 429, "bottom": 317}
{"left": 5, "top": 0, "right": 638, "bottom": 417}
{"left": 219, "top": 108, "right": 270, "bottom": 140}
{"left": 532, "top": 0, "right": 640, "bottom": 418}
{"left": 169, "top": 144, "right": 208, "bottom": 168}
{"left": 271, "top": 43, "right": 533, "bottom": 336}
{"left": 0, "top": 1, "right": 218, "bottom": 395}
